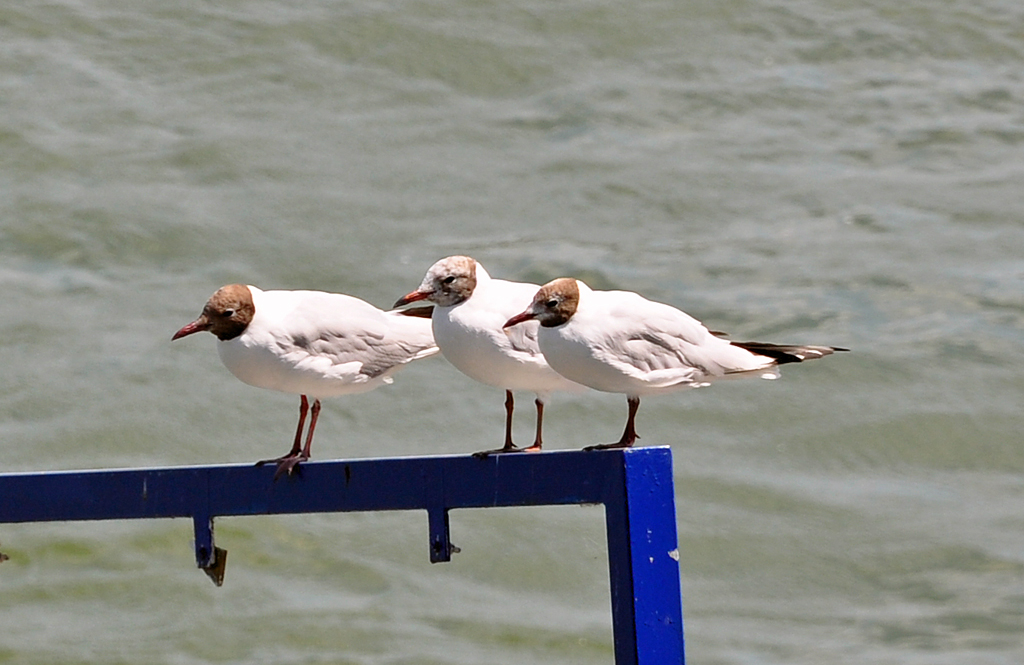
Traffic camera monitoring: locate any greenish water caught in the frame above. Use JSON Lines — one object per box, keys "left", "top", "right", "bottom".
{"left": 2, "top": 1, "right": 1023, "bottom": 663}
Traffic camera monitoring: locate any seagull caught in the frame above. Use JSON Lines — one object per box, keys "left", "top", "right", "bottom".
{"left": 394, "top": 256, "right": 586, "bottom": 456}
{"left": 504, "top": 278, "right": 847, "bottom": 450}
{"left": 173, "top": 284, "right": 438, "bottom": 477}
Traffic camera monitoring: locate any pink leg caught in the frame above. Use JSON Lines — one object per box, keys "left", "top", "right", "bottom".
{"left": 517, "top": 397, "right": 545, "bottom": 453}
{"left": 472, "top": 390, "right": 524, "bottom": 458}
{"left": 256, "top": 395, "right": 318, "bottom": 478}
{"left": 300, "top": 399, "right": 321, "bottom": 461}
{"left": 584, "top": 396, "right": 640, "bottom": 451}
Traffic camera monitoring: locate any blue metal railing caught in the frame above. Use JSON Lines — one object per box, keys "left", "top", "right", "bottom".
{"left": 0, "top": 447, "right": 685, "bottom": 664}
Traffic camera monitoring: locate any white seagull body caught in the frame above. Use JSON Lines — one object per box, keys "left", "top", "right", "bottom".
{"left": 395, "top": 256, "right": 585, "bottom": 455}
{"left": 173, "top": 284, "right": 438, "bottom": 476}
{"left": 505, "top": 278, "right": 846, "bottom": 449}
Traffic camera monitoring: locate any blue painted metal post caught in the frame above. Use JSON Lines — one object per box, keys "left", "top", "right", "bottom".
{"left": 606, "top": 447, "right": 685, "bottom": 665}
{"left": 0, "top": 447, "right": 684, "bottom": 664}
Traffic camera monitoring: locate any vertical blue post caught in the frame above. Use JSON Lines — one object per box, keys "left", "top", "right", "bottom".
{"left": 605, "top": 448, "right": 685, "bottom": 664}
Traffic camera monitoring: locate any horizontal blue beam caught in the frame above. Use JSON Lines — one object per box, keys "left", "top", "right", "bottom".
{"left": 1, "top": 450, "right": 618, "bottom": 520}
{"left": 0, "top": 447, "right": 684, "bottom": 664}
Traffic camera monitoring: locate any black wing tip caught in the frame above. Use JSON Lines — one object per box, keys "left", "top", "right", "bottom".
{"left": 730, "top": 341, "right": 849, "bottom": 364}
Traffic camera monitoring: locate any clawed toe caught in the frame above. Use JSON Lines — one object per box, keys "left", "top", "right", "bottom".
{"left": 472, "top": 444, "right": 523, "bottom": 459}
{"left": 255, "top": 453, "right": 308, "bottom": 480}
{"left": 583, "top": 440, "right": 634, "bottom": 451}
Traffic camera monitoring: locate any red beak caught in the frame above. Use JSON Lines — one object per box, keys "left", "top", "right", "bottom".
{"left": 172, "top": 317, "right": 210, "bottom": 341}
{"left": 503, "top": 309, "right": 536, "bottom": 329}
{"left": 393, "top": 290, "right": 432, "bottom": 308}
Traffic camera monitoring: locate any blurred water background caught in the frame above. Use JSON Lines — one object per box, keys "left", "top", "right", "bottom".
{"left": 2, "top": 1, "right": 1023, "bottom": 663}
